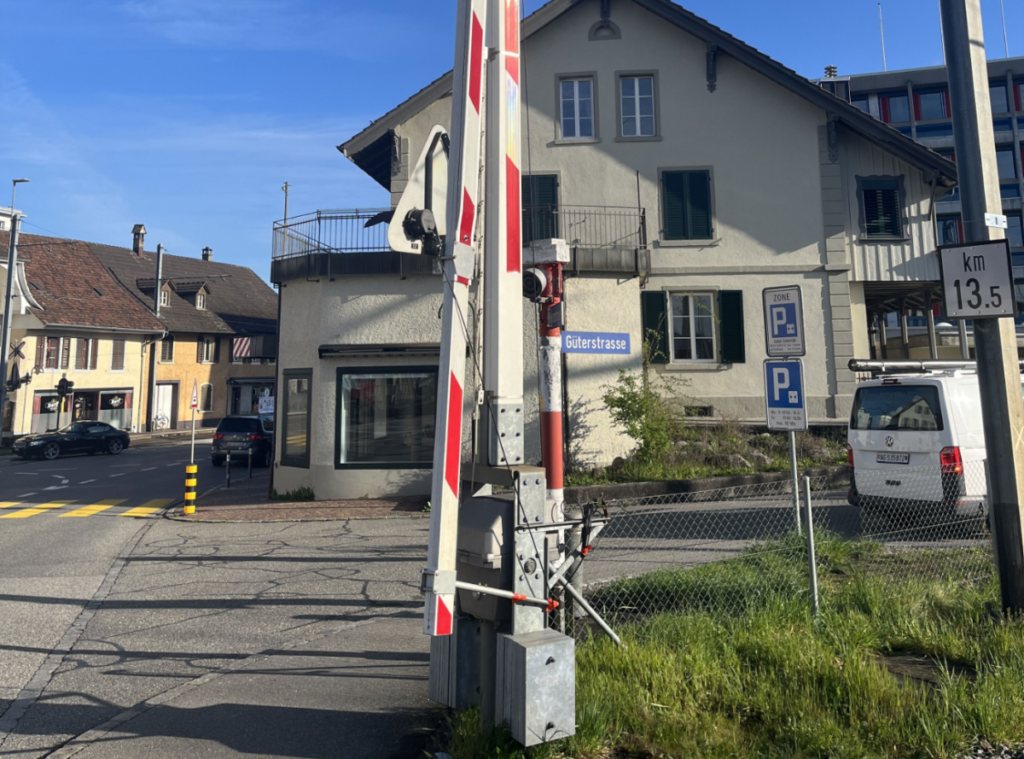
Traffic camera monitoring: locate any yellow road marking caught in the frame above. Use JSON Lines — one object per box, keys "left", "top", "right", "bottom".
{"left": 60, "top": 499, "right": 127, "bottom": 518}
{"left": 0, "top": 502, "right": 23, "bottom": 509}
{"left": 119, "top": 499, "right": 174, "bottom": 518}
{"left": 0, "top": 501, "right": 75, "bottom": 519}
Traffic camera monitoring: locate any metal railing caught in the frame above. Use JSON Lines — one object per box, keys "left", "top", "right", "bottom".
{"left": 523, "top": 204, "right": 647, "bottom": 250}
{"left": 272, "top": 209, "right": 391, "bottom": 260}
{"left": 272, "top": 204, "right": 649, "bottom": 262}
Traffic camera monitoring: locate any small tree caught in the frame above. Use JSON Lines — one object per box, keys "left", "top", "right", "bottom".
{"left": 602, "top": 328, "right": 674, "bottom": 465}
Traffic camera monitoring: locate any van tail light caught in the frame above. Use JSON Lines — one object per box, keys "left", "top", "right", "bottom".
{"left": 940, "top": 446, "right": 963, "bottom": 475}
{"left": 213, "top": 433, "right": 224, "bottom": 440}
{"left": 847, "top": 445, "right": 854, "bottom": 469}
{"left": 248, "top": 434, "right": 263, "bottom": 441}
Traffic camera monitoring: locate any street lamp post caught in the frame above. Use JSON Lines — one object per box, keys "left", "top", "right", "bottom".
{"left": 1, "top": 178, "right": 30, "bottom": 442}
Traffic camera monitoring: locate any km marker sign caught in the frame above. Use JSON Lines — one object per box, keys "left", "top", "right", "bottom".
{"left": 939, "top": 239, "right": 1017, "bottom": 319}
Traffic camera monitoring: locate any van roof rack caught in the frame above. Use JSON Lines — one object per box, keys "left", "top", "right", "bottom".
{"left": 849, "top": 359, "right": 1024, "bottom": 376}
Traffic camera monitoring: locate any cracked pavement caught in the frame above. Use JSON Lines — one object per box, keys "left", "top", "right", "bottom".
{"left": 0, "top": 510, "right": 438, "bottom": 758}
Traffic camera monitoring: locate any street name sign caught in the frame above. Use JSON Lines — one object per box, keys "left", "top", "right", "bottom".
{"left": 764, "top": 359, "right": 808, "bottom": 431}
{"left": 561, "top": 331, "right": 631, "bottom": 354}
{"left": 938, "top": 239, "right": 1017, "bottom": 319}
{"left": 762, "top": 286, "right": 806, "bottom": 357}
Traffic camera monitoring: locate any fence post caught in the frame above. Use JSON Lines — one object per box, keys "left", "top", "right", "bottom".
{"left": 226, "top": 451, "right": 232, "bottom": 489}
{"left": 803, "top": 476, "right": 819, "bottom": 617}
{"left": 789, "top": 431, "right": 802, "bottom": 535}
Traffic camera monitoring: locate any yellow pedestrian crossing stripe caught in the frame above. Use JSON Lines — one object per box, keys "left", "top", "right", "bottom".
{"left": 0, "top": 498, "right": 176, "bottom": 519}
{"left": 61, "top": 499, "right": 127, "bottom": 518}
{"left": 119, "top": 499, "right": 174, "bottom": 518}
{"left": 0, "top": 501, "right": 76, "bottom": 519}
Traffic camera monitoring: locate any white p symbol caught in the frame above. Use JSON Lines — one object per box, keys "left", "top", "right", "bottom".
{"left": 773, "top": 368, "right": 789, "bottom": 401}
{"left": 772, "top": 306, "right": 787, "bottom": 336}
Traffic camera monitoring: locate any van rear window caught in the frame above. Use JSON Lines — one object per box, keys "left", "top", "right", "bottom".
{"left": 850, "top": 385, "right": 944, "bottom": 431}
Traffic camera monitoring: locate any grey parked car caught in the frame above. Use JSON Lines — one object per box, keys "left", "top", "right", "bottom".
{"left": 211, "top": 415, "right": 274, "bottom": 467}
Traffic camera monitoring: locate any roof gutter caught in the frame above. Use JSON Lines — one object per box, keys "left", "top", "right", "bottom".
{"left": 34, "top": 323, "right": 164, "bottom": 335}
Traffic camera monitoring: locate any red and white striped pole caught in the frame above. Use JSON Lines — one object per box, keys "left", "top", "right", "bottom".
{"left": 537, "top": 263, "right": 564, "bottom": 521}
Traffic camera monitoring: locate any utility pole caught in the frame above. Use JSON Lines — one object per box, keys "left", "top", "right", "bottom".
{"left": 1, "top": 179, "right": 29, "bottom": 441}
{"left": 942, "top": 0, "right": 1024, "bottom": 612}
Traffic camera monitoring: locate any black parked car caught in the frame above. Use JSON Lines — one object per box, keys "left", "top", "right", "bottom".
{"left": 212, "top": 415, "right": 274, "bottom": 468}
{"left": 13, "top": 422, "right": 131, "bottom": 460}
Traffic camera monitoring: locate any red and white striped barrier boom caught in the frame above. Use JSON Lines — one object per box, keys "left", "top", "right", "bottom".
{"left": 422, "top": 0, "right": 488, "bottom": 637}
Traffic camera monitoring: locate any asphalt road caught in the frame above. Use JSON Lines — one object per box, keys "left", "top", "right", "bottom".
{"left": 0, "top": 471, "right": 437, "bottom": 759}
{"left": 0, "top": 439, "right": 229, "bottom": 516}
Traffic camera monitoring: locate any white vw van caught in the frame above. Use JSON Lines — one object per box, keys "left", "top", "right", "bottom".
{"left": 846, "top": 369, "right": 1013, "bottom": 524}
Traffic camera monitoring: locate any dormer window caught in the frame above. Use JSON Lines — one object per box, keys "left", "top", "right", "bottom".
{"left": 196, "top": 293, "right": 206, "bottom": 310}
{"left": 159, "top": 290, "right": 170, "bottom": 307}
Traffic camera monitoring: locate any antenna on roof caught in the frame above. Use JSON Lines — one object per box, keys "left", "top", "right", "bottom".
{"left": 938, "top": 0, "right": 946, "bottom": 62}
{"left": 878, "top": 3, "right": 888, "bottom": 72}
{"left": 999, "top": 0, "right": 1009, "bottom": 57}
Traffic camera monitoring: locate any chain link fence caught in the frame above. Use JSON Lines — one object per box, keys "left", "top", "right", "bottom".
{"left": 564, "top": 461, "right": 996, "bottom": 640}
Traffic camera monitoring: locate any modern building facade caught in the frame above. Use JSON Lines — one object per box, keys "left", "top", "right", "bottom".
{"left": 271, "top": 0, "right": 957, "bottom": 500}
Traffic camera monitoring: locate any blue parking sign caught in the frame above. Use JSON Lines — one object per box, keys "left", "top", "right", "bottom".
{"left": 762, "top": 286, "right": 805, "bottom": 357}
{"left": 764, "top": 359, "right": 807, "bottom": 431}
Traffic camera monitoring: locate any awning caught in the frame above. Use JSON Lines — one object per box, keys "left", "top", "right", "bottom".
{"left": 318, "top": 343, "right": 440, "bottom": 359}
{"left": 226, "top": 377, "right": 275, "bottom": 386}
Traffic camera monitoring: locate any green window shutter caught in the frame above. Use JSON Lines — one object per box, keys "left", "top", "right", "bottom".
{"left": 662, "top": 172, "right": 687, "bottom": 240}
{"left": 662, "top": 170, "right": 712, "bottom": 240}
{"left": 641, "top": 291, "right": 670, "bottom": 364}
{"left": 718, "top": 290, "right": 745, "bottom": 364}
{"left": 522, "top": 174, "right": 559, "bottom": 244}
{"left": 686, "top": 171, "right": 712, "bottom": 239}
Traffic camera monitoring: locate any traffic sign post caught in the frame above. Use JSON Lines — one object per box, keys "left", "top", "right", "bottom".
{"left": 765, "top": 359, "right": 807, "bottom": 533}
{"left": 186, "top": 379, "right": 198, "bottom": 515}
{"left": 938, "top": 240, "right": 1017, "bottom": 319}
{"left": 762, "top": 286, "right": 806, "bottom": 357}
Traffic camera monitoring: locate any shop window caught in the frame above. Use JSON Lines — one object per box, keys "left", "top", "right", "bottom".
{"left": 640, "top": 290, "right": 745, "bottom": 365}
{"left": 282, "top": 369, "right": 311, "bottom": 468}
{"left": 661, "top": 169, "right": 713, "bottom": 240}
{"left": 336, "top": 367, "right": 438, "bottom": 467}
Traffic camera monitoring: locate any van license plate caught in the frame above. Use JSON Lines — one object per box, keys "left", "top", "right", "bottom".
{"left": 876, "top": 453, "right": 910, "bottom": 464}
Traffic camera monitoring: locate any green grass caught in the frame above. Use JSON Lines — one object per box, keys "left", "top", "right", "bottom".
{"left": 439, "top": 535, "right": 1024, "bottom": 759}
{"left": 268, "top": 485, "right": 315, "bottom": 501}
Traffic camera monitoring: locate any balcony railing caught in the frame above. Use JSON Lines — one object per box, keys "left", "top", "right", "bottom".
{"left": 273, "top": 209, "right": 391, "bottom": 260}
{"left": 270, "top": 205, "right": 649, "bottom": 282}
{"left": 523, "top": 204, "right": 647, "bottom": 250}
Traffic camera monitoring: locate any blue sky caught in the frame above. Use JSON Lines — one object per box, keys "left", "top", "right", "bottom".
{"left": 1, "top": 0, "right": 1022, "bottom": 281}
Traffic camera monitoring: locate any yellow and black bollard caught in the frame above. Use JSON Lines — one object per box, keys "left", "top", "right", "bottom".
{"left": 184, "top": 464, "right": 197, "bottom": 515}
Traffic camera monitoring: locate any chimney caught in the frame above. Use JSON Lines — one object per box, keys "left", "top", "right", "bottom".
{"left": 202, "top": 246, "right": 213, "bottom": 262}
{"left": 132, "top": 224, "right": 146, "bottom": 256}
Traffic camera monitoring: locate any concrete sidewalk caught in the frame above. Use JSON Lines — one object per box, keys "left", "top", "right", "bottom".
{"left": 177, "top": 470, "right": 430, "bottom": 522}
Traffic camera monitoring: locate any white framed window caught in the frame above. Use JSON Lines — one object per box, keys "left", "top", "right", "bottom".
{"left": 198, "top": 336, "right": 216, "bottom": 364}
{"left": 159, "top": 290, "right": 170, "bottom": 307}
{"left": 620, "top": 75, "right": 655, "bottom": 137}
{"left": 196, "top": 293, "right": 206, "bottom": 310}
{"left": 74, "top": 338, "right": 98, "bottom": 371}
{"left": 560, "top": 78, "right": 594, "bottom": 139}
{"left": 199, "top": 383, "right": 213, "bottom": 413}
{"left": 669, "top": 293, "right": 716, "bottom": 362}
